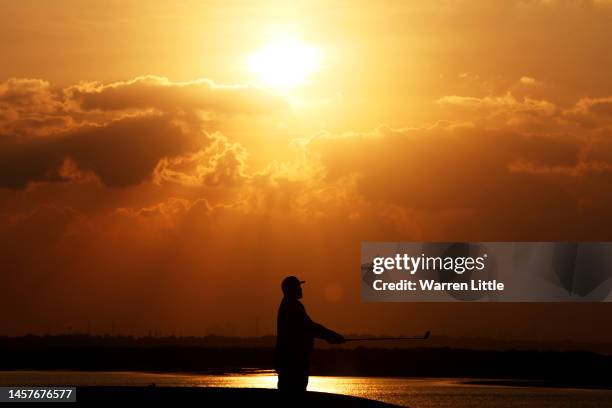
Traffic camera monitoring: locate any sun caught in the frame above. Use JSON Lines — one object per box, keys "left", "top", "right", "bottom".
{"left": 247, "top": 37, "right": 323, "bottom": 90}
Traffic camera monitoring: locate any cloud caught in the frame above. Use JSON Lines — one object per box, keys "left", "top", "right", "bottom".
{"left": 300, "top": 119, "right": 612, "bottom": 241}
{"left": 67, "top": 75, "right": 287, "bottom": 114}
{"left": 0, "top": 76, "right": 287, "bottom": 189}
{"left": 0, "top": 78, "right": 71, "bottom": 136}
{"left": 436, "top": 93, "right": 557, "bottom": 118}
{"left": 519, "top": 76, "right": 540, "bottom": 86}
{"left": 0, "top": 114, "right": 206, "bottom": 188}
{"left": 154, "top": 132, "right": 250, "bottom": 187}
{"left": 2, "top": 74, "right": 612, "bottom": 337}
{"left": 564, "top": 96, "right": 612, "bottom": 128}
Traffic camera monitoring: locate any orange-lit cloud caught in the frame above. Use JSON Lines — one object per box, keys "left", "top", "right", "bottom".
{"left": 0, "top": 76, "right": 285, "bottom": 189}
{"left": 2, "top": 72, "right": 612, "bottom": 338}
{"left": 68, "top": 76, "right": 286, "bottom": 114}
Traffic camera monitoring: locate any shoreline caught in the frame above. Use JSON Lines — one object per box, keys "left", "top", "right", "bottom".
{"left": 461, "top": 379, "right": 612, "bottom": 391}
{"left": 2, "top": 369, "right": 611, "bottom": 391}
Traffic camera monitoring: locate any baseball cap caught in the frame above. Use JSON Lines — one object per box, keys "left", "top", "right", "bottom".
{"left": 281, "top": 275, "right": 306, "bottom": 293}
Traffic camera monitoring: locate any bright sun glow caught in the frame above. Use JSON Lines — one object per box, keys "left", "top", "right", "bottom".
{"left": 247, "top": 37, "right": 323, "bottom": 90}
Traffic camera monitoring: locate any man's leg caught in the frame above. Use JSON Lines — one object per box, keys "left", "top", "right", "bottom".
{"left": 277, "top": 368, "right": 308, "bottom": 393}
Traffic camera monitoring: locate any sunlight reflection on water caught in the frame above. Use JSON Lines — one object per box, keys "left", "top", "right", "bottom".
{"left": 1, "top": 370, "right": 611, "bottom": 408}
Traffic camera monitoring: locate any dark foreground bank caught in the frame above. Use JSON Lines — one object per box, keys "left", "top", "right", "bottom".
{"left": 75, "top": 386, "right": 400, "bottom": 407}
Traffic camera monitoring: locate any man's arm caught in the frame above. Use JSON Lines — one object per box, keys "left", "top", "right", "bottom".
{"left": 303, "top": 309, "right": 345, "bottom": 344}
{"left": 311, "top": 322, "right": 345, "bottom": 344}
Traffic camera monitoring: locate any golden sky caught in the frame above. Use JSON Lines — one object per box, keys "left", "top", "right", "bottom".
{"left": 1, "top": 0, "right": 612, "bottom": 340}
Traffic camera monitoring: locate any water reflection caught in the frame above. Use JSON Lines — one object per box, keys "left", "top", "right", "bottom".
{"left": 1, "top": 371, "right": 611, "bottom": 408}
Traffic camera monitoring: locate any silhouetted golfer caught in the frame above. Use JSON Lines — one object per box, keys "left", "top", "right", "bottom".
{"left": 274, "top": 276, "right": 345, "bottom": 394}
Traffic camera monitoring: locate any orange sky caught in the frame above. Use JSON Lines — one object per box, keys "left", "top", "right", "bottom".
{"left": 1, "top": 0, "right": 612, "bottom": 341}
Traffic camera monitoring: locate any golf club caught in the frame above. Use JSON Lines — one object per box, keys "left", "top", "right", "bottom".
{"left": 345, "top": 331, "right": 431, "bottom": 342}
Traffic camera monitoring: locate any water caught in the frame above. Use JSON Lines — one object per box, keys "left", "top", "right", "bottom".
{"left": 0, "top": 370, "right": 611, "bottom": 407}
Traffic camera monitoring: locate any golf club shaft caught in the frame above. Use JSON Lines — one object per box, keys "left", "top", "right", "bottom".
{"left": 345, "top": 332, "right": 430, "bottom": 341}
{"left": 345, "top": 337, "right": 425, "bottom": 341}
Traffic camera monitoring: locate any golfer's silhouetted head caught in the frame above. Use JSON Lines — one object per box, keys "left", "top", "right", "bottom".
{"left": 281, "top": 276, "right": 305, "bottom": 299}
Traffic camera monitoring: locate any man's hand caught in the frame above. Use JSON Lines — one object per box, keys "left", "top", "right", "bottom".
{"left": 327, "top": 332, "right": 345, "bottom": 344}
